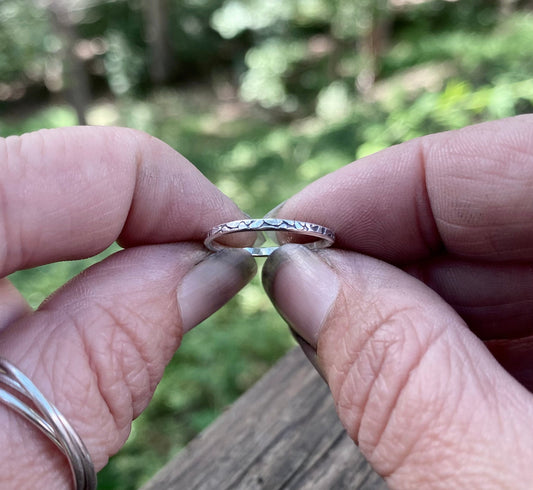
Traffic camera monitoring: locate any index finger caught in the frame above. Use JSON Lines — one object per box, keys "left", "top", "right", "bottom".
{"left": 0, "top": 126, "right": 245, "bottom": 277}
{"left": 277, "top": 115, "right": 533, "bottom": 263}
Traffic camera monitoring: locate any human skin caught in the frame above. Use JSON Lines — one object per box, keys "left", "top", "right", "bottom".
{"left": 0, "top": 127, "right": 257, "bottom": 488}
{"left": 4, "top": 116, "right": 533, "bottom": 489}
{"left": 263, "top": 115, "right": 533, "bottom": 488}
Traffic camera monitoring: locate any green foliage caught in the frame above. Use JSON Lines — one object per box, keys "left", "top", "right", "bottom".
{"left": 210, "top": 0, "right": 530, "bottom": 116}
{"left": 240, "top": 38, "right": 308, "bottom": 109}
{"left": 104, "top": 30, "right": 145, "bottom": 94}
{"left": 0, "top": 105, "right": 77, "bottom": 137}
{"left": 0, "top": 1, "right": 52, "bottom": 83}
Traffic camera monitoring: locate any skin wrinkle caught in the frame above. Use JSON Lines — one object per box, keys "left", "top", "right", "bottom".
{"left": 117, "top": 136, "right": 230, "bottom": 247}
{"left": 120, "top": 135, "right": 154, "bottom": 244}
{"left": 28, "top": 282, "right": 179, "bottom": 469}
{"left": 453, "top": 332, "right": 504, "bottom": 414}
{"left": 109, "top": 327, "right": 139, "bottom": 425}
{"left": 25, "top": 131, "right": 72, "bottom": 266}
{"left": 444, "top": 278, "right": 533, "bottom": 309}
{"left": 357, "top": 310, "right": 426, "bottom": 446}
{"left": 6, "top": 117, "right": 532, "bottom": 484}
{"left": 285, "top": 118, "right": 533, "bottom": 260}
{"left": 53, "top": 247, "right": 189, "bottom": 428}
{"left": 343, "top": 334, "right": 388, "bottom": 445}
{"left": 423, "top": 343, "right": 511, "bottom": 483}
{"left": 0, "top": 425, "right": 71, "bottom": 490}
{"left": 91, "top": 128, "right": 142, "bottom": 247}
{"left": 433, "top": 223, "right": 533, "bottom": 260}
{"left": 486, "top": 228, "right": 533, "bottom": 261}
{"left": 37, "top": 312, "right": 110, "bottom": 433}
{"left": 14, "top": 330, "right": 82, "bottom": 484}
{"left": 458, "top": 298, "right": 533, "bottom": 315}
{"left": 1, "top": 128, "right": 148, "bottom": 276}
{"left": 0, "top": 178, "right": 10, "bottom": 272}
{"left": 414, "top": 341, "right": 462, "bottom": 458}
{"left": 442, "top": 122, "right": 531, "bottom": 254}
{"left": 413, "top": 142, "right": 442, "bottom": 258}
{"left": 81, "top": 301, "right": 167, "bottom": 462}
{"left": 369, "top": 326, "right": 449, "bottom": 480}
{"left": 0, "top": 138, "right": 9, "bottom": 271}
{"left": 77, "top": 305, "right": 137, "bottom": 436}
{"left": 332, "top": 304, "right": 409, "bottom": 437}
{"left": 0, "top": 136, "right": 28, "bottom": 272}
{"left": 316, "top": 255, "right": 507, "bottom": 484}
{"left": 502, "top": 393, "right": 533, "bottom": 478}
{"left": 88, "top": 301, "right": 167, "bottom": 424}
{"left": 380, "top": 354, "right": 495, "bottom": 488}
{"left": 54, "top": 345, "right": 103, "bottom": 437}
{"left": 385, "top": 151, "right": 434, "bottom": 261}
{"left": 404, "top": 259, "right": 533, "bottom": 339}
{"left": 322, "top": 267, "right": 425, "bottom": 446}
{"left": 267, "top": 118, "right": 533, "bottom": 488}
{"left": 425, "top": 132, "right": 533, "bottom": 260}
{"left": 0, "top": 126, "right": 259, "bottom": 488}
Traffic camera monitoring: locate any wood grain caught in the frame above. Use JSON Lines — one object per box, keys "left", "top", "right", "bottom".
{"left": 142, "top": 348, "right": 388, "bottom": 490}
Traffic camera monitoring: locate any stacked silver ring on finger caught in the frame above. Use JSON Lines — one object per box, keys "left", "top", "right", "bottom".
{"left": 204, "top": 218, "right": 335, "bottom": 257}
{"left": 0, "top": 357, "right": 97, "bottom": 490}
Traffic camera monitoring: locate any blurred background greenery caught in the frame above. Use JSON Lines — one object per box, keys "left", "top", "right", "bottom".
{"left": 2, "top": 0, "right": 533, "bottom": 488}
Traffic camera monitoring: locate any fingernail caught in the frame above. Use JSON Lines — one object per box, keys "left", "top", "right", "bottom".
{"left": 263, "top": 200, "right": 287, "bottom": 219}
{"left": 178, "top": 249, "right": 257, "bottom": 333}
{"left": 262, "top": 244, "right": 339, "bottom": 347}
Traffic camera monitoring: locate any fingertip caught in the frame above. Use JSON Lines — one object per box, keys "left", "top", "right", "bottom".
{"left": 262, "top": 244, "right": 340, "bottom": 347}
{"left": 178, "top": 248, "right": 257, "bottom": 333}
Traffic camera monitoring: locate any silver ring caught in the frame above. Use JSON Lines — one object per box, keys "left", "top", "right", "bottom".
{"left": 204, "top": 218, "right": 335, "bottom": 257}
{"left": 0, "top": 357, "right": 97, "bottom": 489}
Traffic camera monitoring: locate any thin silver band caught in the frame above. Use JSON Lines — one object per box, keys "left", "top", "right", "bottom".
{"left": 204, "top": 218, "right": 335, "bottom": 257}
{"left": 0, "top": 357, "right": 97, "bottom": 490}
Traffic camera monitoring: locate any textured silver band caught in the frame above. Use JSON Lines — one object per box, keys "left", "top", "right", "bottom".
{"left": 204, "top": 218, "right": 335, "bottom": 257}
{"left": 0, "top": 357, "right": 97, "bottom": 490}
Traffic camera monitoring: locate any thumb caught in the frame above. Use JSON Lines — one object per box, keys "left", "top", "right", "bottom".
{"left": 262, "top": 244, "right": 533, "bottom": 489}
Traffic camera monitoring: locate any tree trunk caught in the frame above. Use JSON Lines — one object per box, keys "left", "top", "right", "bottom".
{"left": 499, "top": 0, "right": 518, "bottom": 16}
{"left": 144, "top": 0, "right": 172, "bottom": 85}
{"left": 357, "top": 5, "right": 391, "bottom": 96}
{"left": 48, "top": 2, "right": 91, "bottom": 125}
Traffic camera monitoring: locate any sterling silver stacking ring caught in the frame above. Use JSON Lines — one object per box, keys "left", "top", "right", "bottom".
{"left": 0, "top": 357, "right": 97, "bottom": 489}
{"left": 204, "top": 218, "right": 335, "bottom": 257}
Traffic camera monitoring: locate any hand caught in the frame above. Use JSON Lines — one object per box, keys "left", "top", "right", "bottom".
{"left": 0, "top": 127, "right": 256, "bottom": 488}
{"left": 263, "top": 115, "right": 533, "bottom": 488}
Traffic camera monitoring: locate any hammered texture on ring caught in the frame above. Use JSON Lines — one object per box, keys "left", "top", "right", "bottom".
{"left": 204, "top": 218, "right": 335, "bottom": 257}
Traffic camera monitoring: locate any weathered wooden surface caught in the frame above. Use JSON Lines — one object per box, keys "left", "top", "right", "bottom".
{"left": 142, "top": 348, "right": 388, "bottom": 490}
